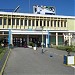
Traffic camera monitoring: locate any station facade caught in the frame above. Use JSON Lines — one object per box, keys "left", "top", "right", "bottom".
{"left": 0, "top": 12, "right": 75, "bottom": 47}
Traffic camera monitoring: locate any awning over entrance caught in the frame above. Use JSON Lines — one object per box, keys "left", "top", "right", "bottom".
{"left": 12, "top": 30, "right": 48, "bottom": 35}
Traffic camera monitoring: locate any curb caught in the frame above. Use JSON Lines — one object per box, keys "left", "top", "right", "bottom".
{"left": 71, "top": 66, "right": 75, "bottom": 68}
{"left": 63, "top": 64, "right": 75, "bottom": 68}
{"left": 0, "top": 49, "right": 11, "bottom": 75}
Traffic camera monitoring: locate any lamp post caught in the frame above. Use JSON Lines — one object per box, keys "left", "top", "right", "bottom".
{"left": 34, "top": 26, "right": 44, "bottom": 53}
{"left": 41, "top": 26, "right": 44, "bottom": 53}
{"left": 64, "top": 32, "right": 73, "bottom": 46}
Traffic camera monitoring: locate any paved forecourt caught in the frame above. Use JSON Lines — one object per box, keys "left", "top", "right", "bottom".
{"left": 3, "top": 47, "right": 74, "bottom": 75}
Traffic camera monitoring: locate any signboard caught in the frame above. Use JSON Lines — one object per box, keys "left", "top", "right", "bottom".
{"left": 67, "top": 56, "right": 75, "bottom": 65}
{"left": 33, "top": 5, "right": 56, "bottom": 15}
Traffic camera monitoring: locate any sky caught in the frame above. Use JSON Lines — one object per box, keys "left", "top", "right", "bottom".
{"left": 0, "top": 0, "right": 75, "bottom": 16}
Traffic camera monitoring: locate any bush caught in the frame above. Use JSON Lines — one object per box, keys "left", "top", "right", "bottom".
{"left": 29, "top": 42, "right": 34, "bottom": 47}
{"left": 57, "top": 45, "right": 75, "bottom": 51}
{"left": 65, "top": 46, "right": 73, "bottom": 55}
{"left": 57, "top": 46, "right": 66, "bottom": 50}
{"left": 0, "top": 47, "right": 7, "bottom": 54}
{"left": 57, "top": 45, "right": 75, "bottom": 55}
{"left": 0, "top": 49, "right": 3, "bottom": 54}
{"left": 0, "top": 47, "right": 7, "bottom": 60}
{"left": 65, "top": 46, "right": 73, "bottom": 52}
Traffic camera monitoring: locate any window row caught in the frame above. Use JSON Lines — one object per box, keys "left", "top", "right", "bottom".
{"left": 0, "top": 18, "right": 67, "bottom": 27}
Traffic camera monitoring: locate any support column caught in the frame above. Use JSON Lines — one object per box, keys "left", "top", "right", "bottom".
{"left": 35, "top": 19, "right": 36, "bottom": 28}
{"left": 56, "top": 32, "right": 58, "bottom": 46}
{"left": 23, "top": 19, "right": 24, "bottom": 28}
{"left": 11, "top": 34, "right": 13, "bottom": 45}
{"left": 46, "top": 31, "right": 50, "bottom": 48}
{"left": 63, "top": 33, "right": 66, "bottom": 42}
{"left": 15, "top": 18, "right": 17, "bottom": 28}
{"left": 2, "top": 17, "right": 3, "bottom": 28}
{"left": 8, "top": 29, "right": 13, "bottom": 48}
{"left": 27, "top": 35, "right": 29, "bottom": 45}
{"left": 8, "top": 29, "right": 11, "bottom": 45}
{"left": 46, "top": 35, "right": 48, "bottom": 47}
{"left": 69, "top": 33, "right": 71, "bottom": 46}
{"left": 31, "top": 20, "right": 32, "bottom": 29}
{"left": 19, "top": 18, "right": 20, "bottom": 27}
{"left": 48, "top": 31, "right": 50, "bottom": 47}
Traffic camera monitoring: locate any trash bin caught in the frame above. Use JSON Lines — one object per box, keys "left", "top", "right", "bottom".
{"left": 63, "top": 55, "right": 67, "bottom": 64}
{"left": 63, "top": 55, "right": 75, "bottom": 65}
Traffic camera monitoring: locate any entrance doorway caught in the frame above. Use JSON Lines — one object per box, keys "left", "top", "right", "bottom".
{"left": 13, "top": 37, "right": 27, "bottom": 47}
{"left": 29, "top": 35, "right": 41, "bottom": 47}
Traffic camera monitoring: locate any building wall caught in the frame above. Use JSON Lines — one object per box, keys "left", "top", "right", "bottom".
{"left": 0, "top": 14, "right": 70, "bottom": 30}
{"left": 67, "top": 18, "right": 75, "bottom": 30}
{"left": 0, "top": 12, "right": 75, "bottom": 46}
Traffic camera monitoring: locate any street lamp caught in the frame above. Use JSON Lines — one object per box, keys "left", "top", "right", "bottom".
{"left": 34, "top": 26, "right": 44, "bottom": 53}
{"left": 41, "top": 26, "right": 44, "bottom": 53}
{"left": 64, "top": 32, "right": 73, "bottom": 46}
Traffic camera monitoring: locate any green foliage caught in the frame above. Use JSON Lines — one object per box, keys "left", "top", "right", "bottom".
{"left": 0, "top": 47, "right": 6, "bottom": 54}
{"left": 0, "top": 38, "right": 4, "bottom": 44}
{"left": 65, "top": 46, "right": 73, "bottom": 52}
{"left": 0, "top": 47, "right": 7, "bottom": 60}
{"left": 65, "top": 46, "right": 73, "bottom": 55}
{"left": 29, "top": 42, "right": 34, "bottom": 47}
{"left": 57, "top": 45, "right": 75, "bottom": 52}
{"left": 57, "top": 45, "right": 75, "bottom": 55}
{"left": 0, "top": 49, "right": 3, "bottom": 54}
{"left": 57, "top": 46, "right": 66, "bottom": 50}
{"left": 0, "top": 53, "right": 4, "bottom": 60}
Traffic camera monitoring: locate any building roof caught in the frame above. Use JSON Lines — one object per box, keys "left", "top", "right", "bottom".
{"left": 0, "top": 11, "right": 75, "bottom": 19}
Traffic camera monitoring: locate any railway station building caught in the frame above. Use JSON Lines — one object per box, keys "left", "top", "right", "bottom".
{"left": 0, "top": 11, "right": 75, "bottom": 47}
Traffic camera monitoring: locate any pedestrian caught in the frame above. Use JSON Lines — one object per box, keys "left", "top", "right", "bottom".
{"left": 65, "top": 40, "right": 68, "bottom": 46}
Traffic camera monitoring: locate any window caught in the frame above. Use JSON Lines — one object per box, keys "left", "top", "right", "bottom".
{"left": 21, "top": 19, "right": 23, "bottom": 25}
{"left": 58, "top": 20, "right": 60, "bottom": 27}
{"left": 54, "top": 20, "right": 56, "bottom": 27}
{"left": 4, "top": 18, "right": 6, "bottom": 25}
{"left": 64, "top": 21, "right": 66, "bottom": 27}
{"left": 36, "top": 20, "right": 38, "bottom": 26}
{"left": 25, "top": 19, "right": 27, "bottom": 26}
{"left": 12, "top": 18, "right": 15, "bottom": 25}
{"left": 29, "top": 20, "right": 31, "bottom": 26}
{"left": 16, "top": 18, "right": 19, "bottom": 25}
{"left": 0, "top": 18, "right": 2, "bottom": 25}
{"left": 51, "top": 20, "right": 53, "bottom": 27}
{"left": 32, "top": 20, "right": 34, "bottom": 26}
{"left": 61, "top": 21, "right": 63, "bottom": 27}
{"left": 40, "top": 20, "right": 42, "bottom": 26}
{"left": 47, "top": 20, "right": 49, "bottom": 26}
{"left": 8, "top": 18, "right": 11, "bottom": 25}
{"left": 44, "top": 20, "right": 46, "bottom": 26}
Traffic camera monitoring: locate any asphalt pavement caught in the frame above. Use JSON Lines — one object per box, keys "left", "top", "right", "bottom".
{"left": 3, "top": 47, "right": 75, "bottom": 75}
